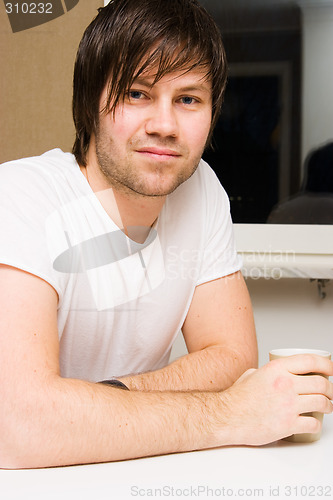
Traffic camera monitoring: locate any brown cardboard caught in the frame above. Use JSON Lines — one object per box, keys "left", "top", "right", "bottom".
{"left": 0, "top": 1, "right": 102, "bottom": 164}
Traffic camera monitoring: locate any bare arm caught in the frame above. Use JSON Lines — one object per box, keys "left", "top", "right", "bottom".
{"left": 0, "top": 265, "right": 221, "bottom": 468}
{"left": 1, "top": 265, "right": 333, "bottom": 469}
{"left": 120, "top": 271, "right": 258, "bottom": 391}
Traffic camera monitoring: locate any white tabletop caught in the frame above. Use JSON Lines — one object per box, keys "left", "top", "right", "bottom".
{"left": 1, "top": 416, "right": 333, "bottom": 500}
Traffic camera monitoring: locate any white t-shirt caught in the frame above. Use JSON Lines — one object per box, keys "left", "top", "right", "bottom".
{"left": 0, "top": 149, "right": 241, "bottom": 381}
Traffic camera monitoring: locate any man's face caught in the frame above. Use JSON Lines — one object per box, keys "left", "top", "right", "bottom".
{"left": 92, "top": 67, "right": 213, "bottom": 198}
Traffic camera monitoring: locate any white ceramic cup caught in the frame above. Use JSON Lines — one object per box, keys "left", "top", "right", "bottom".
{"left": 269, "top": 348, "right": 331, "bottom": 443}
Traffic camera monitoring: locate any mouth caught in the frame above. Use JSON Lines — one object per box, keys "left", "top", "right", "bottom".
{"left": 136, "top": 147, "right": 181, "bottom": 161}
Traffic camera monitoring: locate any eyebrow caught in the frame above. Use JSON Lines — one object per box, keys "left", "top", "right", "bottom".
{"left": 178, "top": 85, "right": 211, "bottom": 95}
{"left": 132, "top": 77, "right": 211, "bottom": 95}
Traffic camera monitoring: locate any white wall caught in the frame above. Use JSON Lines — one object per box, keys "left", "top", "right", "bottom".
{"left": 170, "top": 277, "right": 333, "bottom": 368}
{"left": 247, "top": 277, "right": 333, "bottom": 367}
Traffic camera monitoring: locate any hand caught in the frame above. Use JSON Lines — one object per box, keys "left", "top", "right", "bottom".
{"left": 219, "top": 354, "right": 333, "bottom": 446}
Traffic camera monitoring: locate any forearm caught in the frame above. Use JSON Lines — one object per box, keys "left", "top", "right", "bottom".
{"left": 1, "top": 375, "right": 229, "bottom": 469}
{"left": 120, "top": 344, "right": 258, "bottom": 392}
{"left": 4, "top": 354, "right": 332, "bottom": 469}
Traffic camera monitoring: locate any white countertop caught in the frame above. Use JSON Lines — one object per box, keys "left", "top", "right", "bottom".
{"left": 1, "top": 417, "right": 333, "bottom": 500}
{"left": 234, "top": 224, "right": 333, "bottom": 279}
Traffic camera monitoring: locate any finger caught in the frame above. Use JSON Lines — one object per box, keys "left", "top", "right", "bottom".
{"left": 294, "top": 415, "right": 322, "bottom": 436}
{"left": 279, "top": 354, "right": 333, "bottom": 377}
{"left": 294, "top": 374, "right": 333, "bottom": 399}
{"left": 298, "top": 394, "right": 333, "bottom": 415}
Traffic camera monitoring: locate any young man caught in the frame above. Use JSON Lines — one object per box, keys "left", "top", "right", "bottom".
{"left": 0, "top": 0, "right": 332, "bottom": 469}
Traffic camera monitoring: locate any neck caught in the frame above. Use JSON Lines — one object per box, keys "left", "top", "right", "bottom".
{"left": 80, "top": 159, "right": 166, "bottom": 237}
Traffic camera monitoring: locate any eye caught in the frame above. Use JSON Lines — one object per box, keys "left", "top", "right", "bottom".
{"left": 128, "top": 90, "right": 145, "bottom": 100}
{"left": 180, "top": 96, "right": 197, "bottom": 105}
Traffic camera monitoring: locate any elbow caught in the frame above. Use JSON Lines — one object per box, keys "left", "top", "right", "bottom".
{"left": 0, "top": 382, "right": 58, "bottom": 469}
{"left": 229, "top": 342, "right": 258, "bottom": 384}
{"left": 0, "top": 454, "right": 40, "bottom": 470}
{"left": 0, "top": 419, "right": 27, "bottom": 469}
{"left": 0, "top": 454, "right": 25, "bottom": 471}
{"left": 0, "top": 427, "right": 56, "bottom": 470}
{"left": 0, "top": 396, "right": 19, "bottom": 468}
{"left": 247, "top": 346, "right": 259, "bottom": 370}
{"left": 242, "top": 329, "right": 259, "bottom": 371}
{"left": 0, "top": 411, "right": 39, "bottom": 470}
{"left": 240, "top": 343, "right": 258, "bottom": 373}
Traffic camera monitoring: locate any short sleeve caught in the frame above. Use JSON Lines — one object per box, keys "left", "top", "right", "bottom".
{"left": 0, "top": 160, "right": 67, "bottom": 298}
{"left": 196, "top": 162, "right": 242, "bottom": 285}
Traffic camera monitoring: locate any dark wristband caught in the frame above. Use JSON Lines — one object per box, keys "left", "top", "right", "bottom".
{"left": 99, "top": 379, "right": 129, "bottom": 390}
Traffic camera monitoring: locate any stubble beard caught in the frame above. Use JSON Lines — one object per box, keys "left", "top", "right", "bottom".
{"left": 95, "top": 130, "right": 202, "bottom": 199}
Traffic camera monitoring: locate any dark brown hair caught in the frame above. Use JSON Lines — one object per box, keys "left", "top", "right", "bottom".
{"left": 72, "top": 0, "right": 228, "bottom": 166}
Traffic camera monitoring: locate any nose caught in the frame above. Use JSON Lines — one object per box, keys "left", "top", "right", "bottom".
{"left": 145, "top": 100, "right": 179, "bottom": 138}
